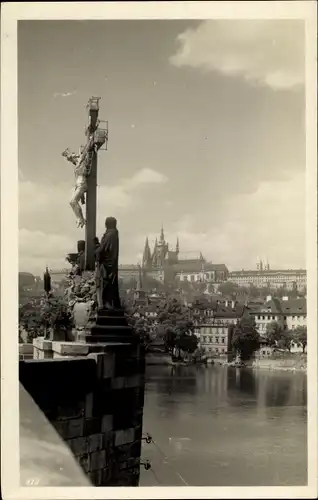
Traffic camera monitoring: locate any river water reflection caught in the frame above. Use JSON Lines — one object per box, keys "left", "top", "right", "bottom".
{"left": 140, "top": 364, "right": 307, "bottom": 487}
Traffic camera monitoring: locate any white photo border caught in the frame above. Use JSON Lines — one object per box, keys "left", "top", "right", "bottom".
{"left": 1, "top": 2, "right": 317, "bottom": 499}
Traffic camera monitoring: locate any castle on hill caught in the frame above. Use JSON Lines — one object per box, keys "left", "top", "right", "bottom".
{"left": 141, "top": 226, "right": 229, "bottom": 284}
{"left": 47, "top": 226, "right": 229, "bottom": 287}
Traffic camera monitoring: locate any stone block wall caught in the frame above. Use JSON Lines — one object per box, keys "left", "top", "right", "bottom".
{"left": 19, "top": 343, "right": 34, "bottom": 360}
{"left": 19, "top": 341, "right": 146, "bottom": 486}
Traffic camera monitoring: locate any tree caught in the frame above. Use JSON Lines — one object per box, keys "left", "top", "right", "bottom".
{"left": 265, "top": 321, "right": 283, "bottom": 346}
{"left": 19, "top": 301, "right": 45, "bottom": 342}
{"left": 277, "top": 330, "right": 294, "bottom": 352}
{"left": 218, "top": 281, "right": 239, "bottom": 297}
{"left": 294, "top": 326, "right": 307, "bottom": 353}
{"left": 19, "top": 295, "right": 73, "bottom": 343}
{"left": 156, "top": 298, "right": 196, "bottom": 356}
{"left": 40, "top": 296, "right": 73, "bottom": 338}
{"left": 176, "top": 333, "right": 198, "bottom": 353}
{"left": 232, "top": 317, "right": 260, "bottom": 362}
{"left": 125, "top": 305, "right": 152, "bottom": 348}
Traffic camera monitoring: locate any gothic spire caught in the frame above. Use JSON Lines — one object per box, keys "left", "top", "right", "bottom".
{"left": 160, "top": 224, "right": 165, "bottom": 242}
{"left": 142, "top": 237, "right": 151, "bottom": 268}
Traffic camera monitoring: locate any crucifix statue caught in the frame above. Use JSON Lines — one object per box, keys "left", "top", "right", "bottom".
{"left": 62, "top": 97, "right": 108, "bottom": 271}
{"left": 62, "top": 139, "right": 97, "bottom": 229}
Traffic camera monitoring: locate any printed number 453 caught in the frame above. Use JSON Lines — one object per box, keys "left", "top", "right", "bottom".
{"left": 26, "top": 478, "right": 40, "bottom": 486}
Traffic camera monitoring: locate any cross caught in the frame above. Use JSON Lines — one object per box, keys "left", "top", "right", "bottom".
{"left": 84, "top": 97, "right": 108, "bottom": 271}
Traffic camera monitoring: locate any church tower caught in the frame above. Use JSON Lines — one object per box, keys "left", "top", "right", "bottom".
{"left": 152, "top": 238, "right": 158, "bottom": 268}
{"left": 176, "top": 237, "right": 179, "bottom": 257}
{"left": 256, "top": 256, "right": 262, "bottom": 271}
{"left": 142, "top": 237, "right": 152, "bottom": 269}
{"left": 160, "top": 225, "right": 165, "bottom": 243}
{"left": 157, "top": 225, "right": 168, "bottom": 268}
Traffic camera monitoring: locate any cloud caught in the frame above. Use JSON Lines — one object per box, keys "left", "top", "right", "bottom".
{"left": 170, "top": 20, "right": 304, "bottom": 90}
{"left": 19, "top": 170, "right": 305, "bottom": 274}
{"left": 19, "top": 168, "right": 168, "bottom": 222}
{"left": 19, "top": 168, "right": 168, "bottom": 272}
{"left": 53, "top": 91, "right": 77, "bottom": 98}
{"left": 162, "top": 170, "right": 305, "bottom": 270}
{"left": 126, "top": 168, "right": 168, "bottom": 189}
{"left": 19, "top": 229, "right": 74, "bottom": 273}
{"left": 98, "top": 168, "right": 168, "bottom": 211}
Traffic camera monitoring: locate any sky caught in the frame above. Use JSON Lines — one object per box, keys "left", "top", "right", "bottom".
{"left": 18, "top": 19, "right": 306, "bottom": 275}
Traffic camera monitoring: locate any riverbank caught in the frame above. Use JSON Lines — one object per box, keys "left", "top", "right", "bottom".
{"left": 146, "top": 353, "right": 172, "bottom": 366}
{"left": 223, "top": 355, "right": 307, "bottom": 373}
{"left": 252, "top": 357, "right": 307, "bottom": 373}
{"left": 146, "top": 353, "right": 208, "bottom": 366}
{"left": 146, "top": 353, "right": 307, "bottom": 372}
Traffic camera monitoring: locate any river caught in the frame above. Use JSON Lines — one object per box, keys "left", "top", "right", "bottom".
{"left": 140, "top": 364, "right": 307, "bottom": 487}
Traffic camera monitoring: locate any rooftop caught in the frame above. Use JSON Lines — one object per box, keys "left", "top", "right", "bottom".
{"left": 173, "top": 262, "right": 228, "bottom": 273}
{"left": 280, "top": 298, "right": 307, "bottom": 314}
{"left": 229, "top": 269, "right": 306, "bottom": 276}
{"left": 250, "top": 298, "right": 307, "bottom": 315}
{"left": 190, "top": 300, "right": 246, "bottom": 318}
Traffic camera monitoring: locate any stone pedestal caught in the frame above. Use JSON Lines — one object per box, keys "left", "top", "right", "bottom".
{"left": 33, "top": 337, "right": 53, "bottom": 359}
{"left": 86, "top": 308, "right": 136, "bottom": 344}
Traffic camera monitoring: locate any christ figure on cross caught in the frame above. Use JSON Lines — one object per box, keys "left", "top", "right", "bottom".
{"left": 62, "top": 137, "right": 98, "bottom": 228}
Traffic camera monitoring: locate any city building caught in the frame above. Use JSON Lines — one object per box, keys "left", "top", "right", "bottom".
{"left": 228, "top": 258, "right": 306, "bottom": 291}
{"left": 249, "top": 297, "right": 285, "bottom": 337}
{"left": 280, "top": 298, "right": 307, "bottom": 331}
{"left": 249, "top": 296, "right": 307, "bottom": 336}
{"left": 142, "top": 227, "right": 228, "bottom": 284}
{"left": 190, "top": 299, "right": 247, "bottom": 357}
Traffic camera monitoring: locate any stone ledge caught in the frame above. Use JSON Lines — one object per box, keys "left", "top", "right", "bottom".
{"left": 52, "top": 342, "right": 90, "bottom": 356}
{"left": 33, "top": 337, "right": 52, "bottom": 350}
{"left": 19, "top": 344, "right": 34, "bottom": 355}
{"left": 19, "top": 357, "right": 97, "bottom": 400}
{"left": 53, "top": 354, "right": 81, "bottom": 359}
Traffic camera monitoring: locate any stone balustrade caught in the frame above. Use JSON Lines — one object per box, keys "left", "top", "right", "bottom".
{"left": 20, "top": 307, "right": 146, "bottom": 486}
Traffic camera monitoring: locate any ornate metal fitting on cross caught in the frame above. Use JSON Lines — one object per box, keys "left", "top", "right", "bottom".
{"left": 120, "top": 459, "right": 152, "bottom": 473}
{"left": 140, "top": 460, "right": 151, "bottom": 471}
{"left": 142, "top": 433, "right": 153, "bottom": 444}
{"left": 94, "top": 124, "right": 108, "bottom": 151}
{"left": 87, "top": 96, "right": 101, "bottom": 112}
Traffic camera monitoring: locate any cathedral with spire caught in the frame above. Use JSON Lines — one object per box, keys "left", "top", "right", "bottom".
{"left": 140, "top": 226, "right": 228, "bottom": 284}
{"left": 142, "top": 226, "right": 180, "bottom": 271}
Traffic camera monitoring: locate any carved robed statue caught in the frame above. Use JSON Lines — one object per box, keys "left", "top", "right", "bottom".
{"left": 95, "top": 217, "right": 121, "bottom": 310}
